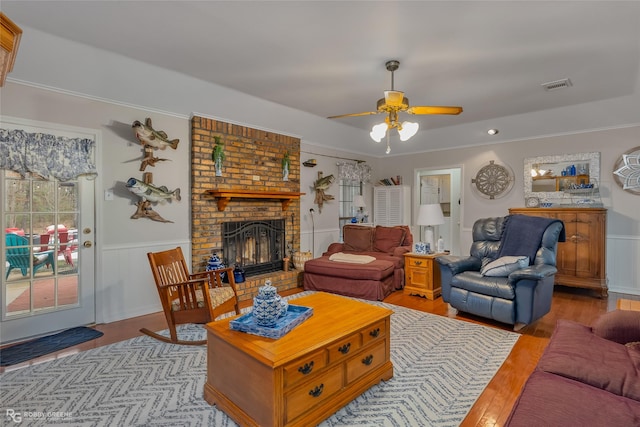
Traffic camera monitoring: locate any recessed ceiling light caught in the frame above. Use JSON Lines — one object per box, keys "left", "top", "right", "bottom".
{"left": 487, "top": 129, "right": 499, "bottom": 136}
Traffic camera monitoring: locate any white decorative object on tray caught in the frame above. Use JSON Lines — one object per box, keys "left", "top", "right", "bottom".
{"left": 230, "top": 305, "right": 313, "bottom": 339}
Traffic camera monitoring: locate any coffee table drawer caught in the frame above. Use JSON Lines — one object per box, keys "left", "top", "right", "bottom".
{"left": 361, "top": 319, "right": 386, "bottom": 346}
{"left": 346, "top": 340, "right": 387, "bottom": 384}
{"left": 327, "top": 333, "right": 362, "bottom": 363}
{"left": 283, "top": 348, "right": 328, "bottom": 388}
{"left": 285, "top": 364, "right": 344, "bottom": 422}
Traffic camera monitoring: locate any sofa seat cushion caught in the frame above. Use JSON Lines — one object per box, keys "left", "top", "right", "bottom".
{"left": 358, "top": 251, "right": 405, "bottom": 269}
{"left": 303, "top": 255, "right": 394, "bottom": 281}
{"left": 451, "top": 271, "right": 515, "bottom": 300}
{"left": 506, "top": 370, "right": 640, "bottom": 427}
{"left": 537, "top": 319, "right": 640, "bottom": 401}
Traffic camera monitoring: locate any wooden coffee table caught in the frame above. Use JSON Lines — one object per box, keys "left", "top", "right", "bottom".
{"left": 204, "top": 292, "right": 393, "bottom": 427}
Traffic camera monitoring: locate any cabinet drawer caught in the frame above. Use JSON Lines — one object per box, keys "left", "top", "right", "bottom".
{"left": 327, "top": 333, "right": 362, "bottom": 363}
{"left": 283, "top": 349, "right": 327, "bottom": 388}
{"left": 346, "top": 340, "right": 387, "bottom": 383}
{"left": 361, "top": 319, "right": 387, "bottom": 346}
{"left": 285, "top": 365, "right": 344, "bottom": 422}
{"left": 409, "top": 258, "right": 431, "bottom": 271}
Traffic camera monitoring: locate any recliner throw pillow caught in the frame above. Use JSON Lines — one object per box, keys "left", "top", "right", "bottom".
{"left": 480, "top": 255, "right": 529, "bottom": 277}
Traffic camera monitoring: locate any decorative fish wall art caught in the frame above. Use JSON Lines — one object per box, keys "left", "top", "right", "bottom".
{"left": 313, "top": 172, "right": 335, "bottom": 213}
{"left": 132, "top": 118, "right": 179, "bottom": 171}
{"left": 126, "top": 174, "right": 181, "bottom": 223}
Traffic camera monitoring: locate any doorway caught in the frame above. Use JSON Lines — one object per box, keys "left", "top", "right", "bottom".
{"left": 1, "top": 119, "right": 97, "bottom": 344}
{"left": 415, "top": 167, "right": 462, "bottom": 255}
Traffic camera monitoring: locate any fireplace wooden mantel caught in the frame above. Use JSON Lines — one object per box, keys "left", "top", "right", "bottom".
{"left": 207, "top": 189, "right": 305, "bottom": 211}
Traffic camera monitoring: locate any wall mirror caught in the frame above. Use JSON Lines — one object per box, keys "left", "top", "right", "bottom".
{"left": 524, "top": 152, "right": 600, "bottom": 200}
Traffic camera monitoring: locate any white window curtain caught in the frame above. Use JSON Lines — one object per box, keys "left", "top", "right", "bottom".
{"left": 0, "top": 128, "right": 97, "bottom": 181}
{"left": 336, "top": 161, "right": 371, "bottom": 183}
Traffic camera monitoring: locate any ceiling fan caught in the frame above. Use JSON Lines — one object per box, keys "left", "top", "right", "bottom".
{"left": 328, "top": 60, "right": 463, "bottom": 152}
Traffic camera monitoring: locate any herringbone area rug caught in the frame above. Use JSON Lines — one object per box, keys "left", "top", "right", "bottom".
{"left": 0, "top": 292, "right": 519, "bottom": 426}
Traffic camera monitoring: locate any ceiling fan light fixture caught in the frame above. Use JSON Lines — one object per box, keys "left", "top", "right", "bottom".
{"left": 370, "top": 122, "right": 387, "bottom": 142}
{"left": 398, "top": 121, "right": 419, "bottom": 141}
{"left": 328, "top": 60, "right": 461, "bottom": 153}
{"left": 384, "top": 90, "right": 406, "bottom": 107}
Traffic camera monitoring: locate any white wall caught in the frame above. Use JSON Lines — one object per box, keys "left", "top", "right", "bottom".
{"left": 1, "top": 26, "right": 639, "bottom": 328}
{"left": 372, "top": 126, "right": 640, "bottom": 295}
{"left": 3, "top": 83, "right": 639, "bottom": 328}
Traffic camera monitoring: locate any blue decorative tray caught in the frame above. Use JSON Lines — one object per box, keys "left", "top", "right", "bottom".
{"left": 229, "top": 305, "right": 313, "bottom": 339}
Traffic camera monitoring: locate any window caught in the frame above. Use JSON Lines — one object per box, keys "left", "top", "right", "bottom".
{"left": 338, "top": 178, "right": 362, "bottom": 240}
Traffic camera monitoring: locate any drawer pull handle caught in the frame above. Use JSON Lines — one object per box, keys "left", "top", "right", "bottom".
{"left": 414, "top": 261, "right": 422, "bottom": 266}
{"left": 338, "top": 343, "right": 351, "bottom": 354}
{"left": 298, "top": 361, "right": 314, "bottom": 375}
{"left": 309, "top": 384, "right": 324, "bottom": 398}
{"left": 362, "top": 355, "right": 374, "bottom": 366}
{"left": 369, "top": 328, "right": 380, "bottom": 338}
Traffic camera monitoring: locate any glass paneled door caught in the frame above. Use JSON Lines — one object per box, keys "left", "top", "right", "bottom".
{"left": 1, "top": 169, "right": 96, "bottom": 344}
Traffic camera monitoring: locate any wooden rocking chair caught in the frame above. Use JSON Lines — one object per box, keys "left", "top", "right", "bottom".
{"left": 141, "top": 247, "right": 240, "bottom": 345}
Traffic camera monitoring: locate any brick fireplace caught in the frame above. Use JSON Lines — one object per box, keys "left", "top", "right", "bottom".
{"left": 190, "top": 116, "right": 302, "bottom": 301}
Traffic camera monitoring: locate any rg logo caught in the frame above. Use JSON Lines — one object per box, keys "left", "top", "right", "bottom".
{"left": 6, "top": 409, "right": 22, "bottom": 423}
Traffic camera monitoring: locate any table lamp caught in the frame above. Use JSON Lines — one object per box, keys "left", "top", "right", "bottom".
{"left": 353, "top": 195, "right": 366, "bottom": 223}
{"left": 416, "top": 203, "right": 445, "bottom": 253}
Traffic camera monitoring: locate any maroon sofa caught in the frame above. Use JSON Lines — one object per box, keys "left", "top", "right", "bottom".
{"left": 303, "top": 224, "right": 413, "bottom": 301}
{"left": 506, "top": 309, "right": 640, "bottom": 426}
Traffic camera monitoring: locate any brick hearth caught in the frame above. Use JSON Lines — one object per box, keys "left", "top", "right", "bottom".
{"left": 190, "top": 116, "right": 302, "bottom": 301}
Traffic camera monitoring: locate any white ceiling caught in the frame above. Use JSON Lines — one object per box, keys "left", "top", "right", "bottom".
{"left": 3, "top": 1, "right": 640, "bottom": 156}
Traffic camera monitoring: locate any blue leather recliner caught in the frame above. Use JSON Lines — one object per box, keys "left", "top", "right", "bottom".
{"left": 436, "top": 215, "right": 565, "bottom": 330}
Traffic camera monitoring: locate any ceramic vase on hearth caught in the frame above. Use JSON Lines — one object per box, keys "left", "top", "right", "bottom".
{"left": 252, "top": 280, "right": 288, "bottom": 327}
{"left": 205, "top": 252, "right": 227, "bottom": 281}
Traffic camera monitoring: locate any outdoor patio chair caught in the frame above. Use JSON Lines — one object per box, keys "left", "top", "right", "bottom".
{"left": 5, "top": 233, "right": 56, "bottom": 279}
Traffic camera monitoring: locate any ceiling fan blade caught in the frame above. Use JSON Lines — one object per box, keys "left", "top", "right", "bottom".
{"left": 406, "top": 106, "right": 463, "bottom": 115}
{"left": 327, "top": 111, "right": 380, "bottom": 119}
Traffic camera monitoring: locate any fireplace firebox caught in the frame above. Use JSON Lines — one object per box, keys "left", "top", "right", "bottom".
{"left": 222, "top": 219, "right": 285, "bottom": 276}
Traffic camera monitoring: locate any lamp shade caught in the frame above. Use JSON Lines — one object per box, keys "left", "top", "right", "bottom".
{"left": 370, "top": 123, "right": 387, "bottom": 142}
{"left": 353, "top": 195, "right": 366, "bottom": 208}
{"left": 416, "top": 203, "right": 445, "bottom": 226}
{"left": 398, "top": 121, "right": 419, "bottom": 141}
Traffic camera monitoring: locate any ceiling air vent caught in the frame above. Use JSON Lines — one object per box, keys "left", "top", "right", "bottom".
{"left": 541, "top": 78, "right": 573, "bottom": 92}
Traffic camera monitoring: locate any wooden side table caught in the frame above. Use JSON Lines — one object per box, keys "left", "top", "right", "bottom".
{"left": 403, "top": 253, "right": 441, "bottom": 300}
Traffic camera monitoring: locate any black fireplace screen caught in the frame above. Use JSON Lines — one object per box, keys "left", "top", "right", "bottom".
{"left": 222, "top": 219, "right": 285, "bottom": 276}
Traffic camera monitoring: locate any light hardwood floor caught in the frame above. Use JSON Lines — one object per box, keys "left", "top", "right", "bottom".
{"left": 2, "top": 286, "right": 638, "bottom": 426}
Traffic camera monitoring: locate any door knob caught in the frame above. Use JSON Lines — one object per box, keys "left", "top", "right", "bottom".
{"left": 83, "top": 241, "right": 92, "bottom": 248}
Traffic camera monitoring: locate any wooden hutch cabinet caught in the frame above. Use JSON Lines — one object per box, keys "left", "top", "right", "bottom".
{"left": 509, "top": 207, "right": 607, "bottom": 297}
